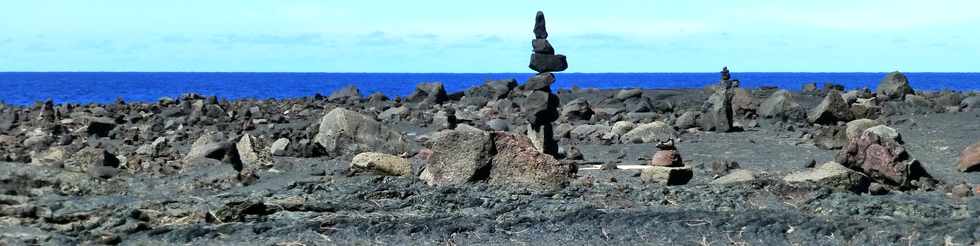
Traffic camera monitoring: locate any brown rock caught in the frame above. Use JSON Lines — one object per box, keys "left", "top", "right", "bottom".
{"left": 488, "top": 132, "right": 576, "bottom": 188}
{"left": 958, "top": 142, "right": 980, "bottom": 172}
{"left": 649, "top": 139, "right": 682, "bottom": 167}
{"left": 835, "top": 125, "right": 930, "bottom": 189}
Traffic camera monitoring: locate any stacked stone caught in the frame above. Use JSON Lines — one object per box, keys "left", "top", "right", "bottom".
{"left": 523, "top": 11, "right": 566, "bottom": 156}
{"left": 700, "top": 67, "right": 736, "bottom": 132}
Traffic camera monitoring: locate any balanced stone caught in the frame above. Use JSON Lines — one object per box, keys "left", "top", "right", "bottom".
{"left": 534, "top": 11, "right": 548, "bottom": 39}
{"left": 532, "top": 39, "right": 554, "bottom": 54}
{"left": 529, "top": 53, "right": 568, "bottom": 73}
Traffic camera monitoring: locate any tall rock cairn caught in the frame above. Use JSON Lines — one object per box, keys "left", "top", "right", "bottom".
{"left": 700, "top": 67, "right": 735, "bottom": 132}
{"left": 523, "top": 11, "right": 567, "bottom": 156}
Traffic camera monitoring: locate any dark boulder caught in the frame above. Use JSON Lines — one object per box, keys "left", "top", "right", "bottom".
{"left": 529, "top": 54, "right": 568, "bottom": 73}
{"left": 524, "top": 73, "right": 555, "bottom": 92}
{"left": 522, "top": 90, "right": 560, "bottom": 126}
{"left": 420, "top": 130, "right": 495, "bottom": 186}
{"left": 532, "top": 39, "right": 554, "bottom": 54}
{"left": 533, "top": 11, "right": 548, "bottom": 39}
{"left": 700, "top": 88, "right": 734, "bottom": 132}
{"left": 876, "top": 71, "right": 915, "bottom": 101}
{"left": 808, "top": 90, "right": 852, "bottom": 125}
{"left": 314, "top": 108, "right": 412, "bottom": 157}
{"left": 489, "top": 132, "right": 575, "bottom": 188}
{"left": 759, "top": 90, "right": 805, "bottom": 122}
{"left": 328, "top": 85, "right": 362, "bottom": 103}
{"left": 406, "top": 82, "right": 448, "bottom": 105}
{"left": 561, "top": 98, "right": 594, "bottom": 121}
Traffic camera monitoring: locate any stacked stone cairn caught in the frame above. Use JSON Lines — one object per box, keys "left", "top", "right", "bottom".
{"left": 523, "top": 11, "right": 566, "bottom": 156}
{"left": 700, "top": 67, "right": 736, "bottom": 132}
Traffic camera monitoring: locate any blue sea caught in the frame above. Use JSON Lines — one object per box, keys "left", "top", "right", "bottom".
{"left": 1, "top": 72, "right": 978, "bottom": 105}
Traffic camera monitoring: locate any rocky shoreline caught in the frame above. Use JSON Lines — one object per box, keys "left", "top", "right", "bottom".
{"left": 2, "top": 12, "right": 980, "bottom": 246}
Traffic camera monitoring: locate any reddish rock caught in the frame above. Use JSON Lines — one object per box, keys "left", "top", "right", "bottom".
{"left": 835, "top": 125, "right": 930, "bottom": 189}
{"left": 649, "top": 139, "right": 682, "bottom": 167}
{"left": 488, "top": 132, "right": 576, "bottom": 188}
{"left": 958, "top": 142, "right": 980, "bottom": 172}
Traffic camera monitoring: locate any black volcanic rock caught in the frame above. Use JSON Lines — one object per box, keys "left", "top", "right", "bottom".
{"left": 532, "top": 39, "right": 554, "bottom": 54}
{"left": 529, "top": 54, "right": 568, "bottom": 73}
{"left": 534, "top": 11, "right": 548, "bottom": 39}
{"left": 523, "top": 90, "right": 560, "bottom": 126}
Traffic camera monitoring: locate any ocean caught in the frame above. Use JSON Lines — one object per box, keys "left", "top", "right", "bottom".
{"left": 1, "top": 72, "right": 978, "bottom": 105}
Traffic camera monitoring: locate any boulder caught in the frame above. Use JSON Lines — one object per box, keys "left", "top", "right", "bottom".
{"left": 614, "top": 89, "right": 643, "bottom": 101}
{"left": 84, "top": 117, "right": 117, "bottom": 138}
{"left": 961, "top": 96, "right": 980, "bottom": 112}
{"left": 758, "top": 90, "right": 805, "bottom": 121}
{"left": 802, "top": 83, "right": 818, "bottom": 94}
{"left": 561, "top": 98, "right": 594, "bottom": 121}
{"left": 237, "top": 134, "right": 273, "bottom": 170}
{"left": 529, "top": 53, "right": 568, "bottom": 73}
{"left": 813, "top": 125, "right": 848, "bottom": 150}
{"left": 711, "top": 170, "right": 757, "bottom": 185}
{"left": 533, "top": 11, "right": 548, "bottom": 39}
{"left": 379, "top": 106, "right": 410, "bottom": 121}
{"left": 835, "top": 125, "right": 929, "bottom": 189}
{"left": 532, "top": 39, "right": 554, "bottom": 54}
{"left": 603, "top": 121, "right": 635, "bottom": 140}
{"left": 958, "top": 142, "right": 980, "bottom": 172}
{"left": 845, "top": 119, "right": 881, "bottom": 141}
{"left": 421, "top": 130, "right": 495, "bottom": 186}
{"left": 700, "top": 88, "right": 734, "bottom": 132}
{"left": 524, "top": 73, "right": 555, "bottom": 92}
{"left": 808, "top": 90, "right": 852, "bottom": 125}
{"left": 489, "top": 132, "right": 575, "bottom": 188}
{"left": 406, "top": 82, "right": 448, "bottom": 105}
{"left": 640, "top": 166, "right": 693, "bottom": 186}
{"left": 522, "top": 90, "right": 560, "bottom": 126}
{"left": 184, "top": 131, "right": 240, "bottom": 165}
{"left": 876, "top": 71, "right": 915, "bottom": 101}
{"left": 674, "top": 111, "right": 700, "bottom": 129}
{"left": 621, "top": 121, "right": 675, "bottom": 144}
{"left": 30, "top": 146, "right": 67, "bottom": 167}
{"left": 569, "top": 124, "right": 611, "bottom": 142}
{"left": 464, "top": 79, "right": 517, "bottom": 106}
{"left": 328, "top": 85, "right": 361, "bottom": 103}
{"left": 351, "top": 152, "right": 411, "bottom": 176}
{"left": 314, "top": 108, "right": 411, "bottom": 157}
{"left": 64, "top": 147, "right": 120, "bottom": 173}
{"left": 784, "top": 162, "right": 871, "bottom": 193}
{"left": 270, "top": 138, "right": 290, "bottom": 156}
{"left": 135, "top": 137, "right": 168, "bottom": 157}
{"left": 730, "top": 88, "right": 755, "bottom": 115}
{"left": 486, "top": 119, "right": 510, "bottom": 131}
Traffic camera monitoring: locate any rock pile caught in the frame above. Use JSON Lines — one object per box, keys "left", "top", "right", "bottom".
{"left": 699, "top": 67, "right": 736, "bottom": 132}
{"left": 642, "top": 139, "right": 692, "bottom": 185}
{"left": 523, "top": 11, "right": 565, "bottom": 156}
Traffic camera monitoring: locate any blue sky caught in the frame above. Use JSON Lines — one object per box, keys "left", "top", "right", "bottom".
{"left": 1, "top": 0, "right": 979, "bottom": 72}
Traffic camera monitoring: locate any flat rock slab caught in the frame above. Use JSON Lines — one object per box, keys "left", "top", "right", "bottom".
{"left": 640, "top": 166, "right": 693, "bottom": 186}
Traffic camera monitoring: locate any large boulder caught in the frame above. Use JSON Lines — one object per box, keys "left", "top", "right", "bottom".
{"left": 524, "top": 73, "right": 555, "bottom": 91}
{"left": 236, "top": 134, "right": 273, "bottom": 171}
{"left": 813, "top": 125, "right": 848, "bottom": 150}
{"left": 621, "top": 121, "right": 675, "bottom": 144}
{"left": 961, "top": 96, "right": 980, "bottom": 112}
{"left": 64, "top": 147, "right": 120, "bottom": 174}
{"left": 614, "top": 89, "right": 643, "bottom": 101}
{"left": 759, "top": 90, "right": 805, "bottom": 121}
{"left": 808, "top": 90, "right": 852, "bottom": 125}
{"left": 958, "top": 142, "right": 980, "bottom": 172}
{"left": 529, "top": 54, "right": 568, "bottom": 73}
{"left": 84, "top": 117, "right": 117, "bottom": 138}
{"left": 876, "top": 71, "right": 914, "bottom": 101}
{"left": 569, "top": 124, "right": 611, "bottom": 142}
{"left": 730, "top": 88, "right": 755, "bottom": 115}
{"left": 784, "top": 162, "right": 871, "bottom": 193}
{"left": 184, "top": 131, "right": 239, "bottom": 164}
{"left": 420, "top": 130, "right": 495, "bottom": 186}
{"left": 700, "top": 88, "right": 734, "bottom": 132}
{"left": 522, "top": 90, "right": 560, "bottom": 126}
{"left": 328, "top": 85, "right": 362, "bottom": 103}
{"left": 464, "top": 79, "right": 517, "bottom": 106}
{"left": 314, "top": 108, "right": 412, "bottom": 157}
{"left": 406, "top": 82, "right": 448, "bottom": 105}
{"left": 488, "top": 132, "right": 575, "bottom": 188}
{"left": 835, "top": 125, "right": 930, "bottom": 189}
{"left": 845, "top": 119, "right": 881, "bottom": 141}
{"left": 561, "top": 98, "right": 594, "bottom": 121}
{"left": 351, "top": 152, "right": 411, "bottom": 176}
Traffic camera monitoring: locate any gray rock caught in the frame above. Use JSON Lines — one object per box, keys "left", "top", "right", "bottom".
{"left": 84, "top": 117, "right": 117, "bottom": 138}
{"left": 524, "top": 73, "right": 555, "bottom": 92}
{"left": 486, "top": 119, "right": 510, "bottom": 131}
{"left": 569, "top": 124, "right": 611, "bottom": 141}
{"left": 561, "top": 98, "right": 594, "bottom": 121}
{"left": 711, "top": 169, "right": 757, "bottom": 184}
{"left": 641, "top": 166, "right": 693, "bottom": 186}
{"left": 237, "top": 134, "right": 273, "bottom": 170}
{"left": 784, "top": 162, "right": 870, "bottom": 193}
{"left": 328, "top": 85, "right": 362, "bottom": 103}
{"left": 421, "top": 130, "right": 495, "bottom": 186}
{"left": 700, "top": 88, "right": 734, "bottom": 132}
{"left": 351, "top": 152, "right": 411, "bottom": 176}
{"left": 813, "top": 125, "right": 848, "bottom": 150}
{"left": 136, "top": 137, "right": 168, "bottom": 157}
{"left": 406, "top": 82, "right": 448, "bottom": 105}
{"left": 65, "top": 147, "right": 120, "bottom": 173}
{"left": 960, "top": 96, "right": 980, "bottom": 112}
{"left": 802, "top": 83, "right": 818, "bottom": 94}
{"left": 621, "top": 121, "right": 675, "bottom": 144}
{"left": 674, "top": 111, "right": 700, "bottom": 129}
{"left": 184, "top": 131, "right": 239, "bottom": 165}
{"left": 614, "top": 89, "right": 643, "bottom": 101}
{"left": 845, "top": 119, "right": 881, "bottom": 141}
{"left": 464, "top": 79, "right": 517, "bottom": 106}
{"left": 529, "top": 54, "right": 568, "bottom": 73}
{"left": 876, "top": 71, "right": 915, "bottom": 101}
{"left": 270, "top": 138, "right": 290, "bottom": 156}
{"left": 522, "top": 90, "right": 560, "bottom": 126}
{"left": 314, "top": 108, "right": 412, "bottom": 157}
{"left": 808, "top": 90, "right": 852, "bottom": 125}
{"left": 379, "top": 106, "right": 410, "bottom": 121}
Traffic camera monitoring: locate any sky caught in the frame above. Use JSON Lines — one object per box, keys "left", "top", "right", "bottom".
{"left": 1, "top": 0, "right": 979, "bottom": 72}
